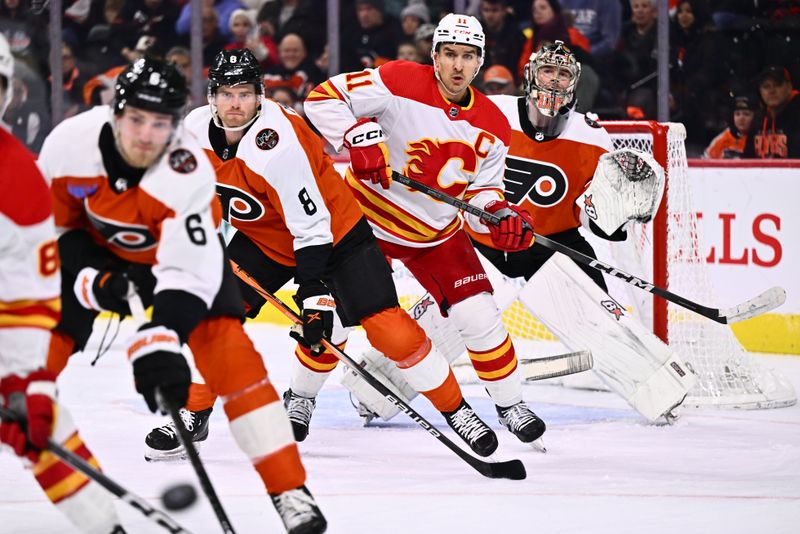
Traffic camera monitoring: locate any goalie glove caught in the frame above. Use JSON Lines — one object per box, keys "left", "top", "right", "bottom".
{"left": 344, "top": 118, "right": 392, "bottom": 189}
{"left": 291, "top": 282, "right": 335, "bottom": 354}
{"left": 73, "top": 266, "right": 132, "bottom": 315}
{"left": 483, "top": 201, "right": 536, "bottom": 252}
{"left": 578, "top": 149, "right": 665, "bottom": 237}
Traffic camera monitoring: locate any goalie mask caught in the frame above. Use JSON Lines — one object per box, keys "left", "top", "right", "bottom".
{"left": 208, "top": 48, "right": 263, "bottom": 132}
{"left": 523, "top": 41, "right": 581, "bottom": 137}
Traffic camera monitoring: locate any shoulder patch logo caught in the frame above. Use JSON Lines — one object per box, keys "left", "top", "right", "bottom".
{"left": 585, "top": 112, "right": 600, "bottom": 129}
{"left": 255, "top": 128, "right": 279, "bottom": 150}
{"left": 169, "top": 149, "right": 198, "bottom": 174}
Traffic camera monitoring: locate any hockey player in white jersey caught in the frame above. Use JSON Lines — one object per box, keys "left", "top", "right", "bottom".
{"left": 346, "top": 42, "right": 696, "bottom": 425}
{"left": 0, "top": 34, "right": 126, "bottom": 533}
{"left": 38, "top": 58, "right": 326, "bottom": 533}
{"left": 305, "top": 14, "right": 546, "bottom": 445}
{"left": 149, "top": 48, "right": 500, "bottom": 460}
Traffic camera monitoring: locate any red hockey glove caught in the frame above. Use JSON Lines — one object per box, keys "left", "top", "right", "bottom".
{"left": 0, "top": 370, "right": 58, "bottom": 462}
{"left": 344, "top": 118, "right": 392, "bottom": 189}
{"left": 483, "top": 201, "right": 536, "bottom": 252}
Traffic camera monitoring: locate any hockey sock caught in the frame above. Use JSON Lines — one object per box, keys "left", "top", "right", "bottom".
{"left": 185, "top": 382, "right": 217, "bottom": 412}
{"left": 45, "top": 330, "right": 75, "bottom": 376}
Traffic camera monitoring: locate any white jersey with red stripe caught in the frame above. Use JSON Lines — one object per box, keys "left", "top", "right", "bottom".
{"left": 0, "top": 128, "right": 60, "bottom": 375}
{"left": 38, "top": 106, "right": 223, "bottom": 308}
{"left": 466, "top": 95, "right": 613, "bottom": 247}
{"left": 304, "top": 60, "right": 511, "bottom": 248}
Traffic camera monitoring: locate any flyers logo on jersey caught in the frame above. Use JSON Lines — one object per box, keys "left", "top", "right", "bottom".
{"left": 601, "top": 299, "right": 624, "bottom": 320}
{"left": 504, "top": 156, "right": 569, "bottom": 207}
{"left": 403, "top": 139, "right": 479, "bottom": 198}
{"left": 216, "top": 183, "right": 265, "bottom": 222}
{"left": 86, "top": 208, "right": 157, "bottom": 251}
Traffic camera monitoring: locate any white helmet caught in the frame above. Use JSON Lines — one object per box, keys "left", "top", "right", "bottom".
{"left": 432, "top": 13, "right": 485, "bottom": 60}
{"left": 0, "top": 33, "right": 14, "bottom": 118}
{"left": 523, "top": 40, "right": 581, "bottom": 137}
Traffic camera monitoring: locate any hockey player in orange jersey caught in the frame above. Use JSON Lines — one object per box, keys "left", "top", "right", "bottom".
{"left": 143, "top": 48, "right": 499, "bottom": 460}
{"left": 0, "top": 36, "right": 126, "bottom": 533}
{"left": 304, "top": 14, "right": 546, "bottom": 446}
{"left": 349, "top": 42, "right": 696, "bottom": 425}
{"left": 37, "top": 58, "right": 326, "bottom": 534}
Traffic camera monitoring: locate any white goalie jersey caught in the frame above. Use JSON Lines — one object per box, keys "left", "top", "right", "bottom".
{"left": 304, "top": 60, "right": 512, "bottom": 248}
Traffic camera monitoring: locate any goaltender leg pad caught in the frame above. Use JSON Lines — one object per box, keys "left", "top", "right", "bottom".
{"left": 518, "top": 254, "right": 696, "bottom": 421}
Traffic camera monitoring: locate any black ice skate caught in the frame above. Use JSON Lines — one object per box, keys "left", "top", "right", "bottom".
{"left": 283, "top": 389, "right": 316, "bottom": 442}
{"left": 497, "top": 402, "right": 547, "bottom": 452}
{"left": 144, "top": 407, "right": 212, "bottom": 462}
{"left": 442, "top": 399, "right": 498, "bottom": 457}
{"left": 270, "top": 484, "right": 327, "bottom": 534}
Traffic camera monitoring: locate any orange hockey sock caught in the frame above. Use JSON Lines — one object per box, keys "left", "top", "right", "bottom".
{"left": 45, "top": 330, "right": 75, "bottom": 376}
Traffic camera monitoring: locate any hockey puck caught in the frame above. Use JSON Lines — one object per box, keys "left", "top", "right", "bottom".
{"left": 161, "top": 483, "right": 198, "bottom": 511}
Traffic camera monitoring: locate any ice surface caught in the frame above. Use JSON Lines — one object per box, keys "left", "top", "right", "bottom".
{"left": 2, "top": 323, "right": 799, "bottom": 534}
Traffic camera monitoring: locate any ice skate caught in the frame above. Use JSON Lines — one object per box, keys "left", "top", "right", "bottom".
{"left": 144, "top": 407, "right": 212, "bottom": 462}
{"left": 283, "top": 389, "right": 316, "bottom": 442}
{"left": 270, "top": 485, "right": 327, "bottom": 534}
{"left": 497, "top": 402, "right": 547, "bottom": 452}
{"left": 442, "top": 400, "right": 498, "bottom": 457}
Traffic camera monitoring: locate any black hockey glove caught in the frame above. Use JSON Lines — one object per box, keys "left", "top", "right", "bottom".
{"left": 128, "top": 324, "right": 191, "bottom": 414}
{"left": 291, "top": 282, "right": 335, "bottom": 354}
{"left": 73, "top": 267, "right": 131, "bottom": 315}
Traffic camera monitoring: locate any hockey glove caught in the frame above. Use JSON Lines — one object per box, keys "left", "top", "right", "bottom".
{"left": 291, "top": 282, "right": 335, "bottom": 354}
{"left": 0, "top": 370, "right": 58, "bottom": 462}
{"left": 344, "top": 118, "right": 392, "bottom": 189}
{"left": 128, "top": 324, "right": 191, "bottom": 414}
{"left": 483, "top": 201, "right": 536, "bottom": 252}
{"left": 74, "top": 267, "right": 132, "bottom": 315}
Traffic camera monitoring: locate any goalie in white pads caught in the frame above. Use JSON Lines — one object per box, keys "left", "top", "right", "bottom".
{"left": 344, "top": 41, "right": 695, "bottom": 424}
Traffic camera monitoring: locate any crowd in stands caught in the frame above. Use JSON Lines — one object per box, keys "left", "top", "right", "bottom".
{"left": 1, "top": 0, "right": 798, "bottom": 157}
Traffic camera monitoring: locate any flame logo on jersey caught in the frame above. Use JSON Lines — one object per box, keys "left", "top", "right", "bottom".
{"left": 403, "top": 139, "right": 478, "bottom": 198}
{"left": 601, "top": 299, "right": 624, "bottom": 321}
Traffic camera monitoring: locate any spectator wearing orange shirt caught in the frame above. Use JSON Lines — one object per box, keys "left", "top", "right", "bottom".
{"left": 703, "top": 95, "right": 755, "bottom": 159}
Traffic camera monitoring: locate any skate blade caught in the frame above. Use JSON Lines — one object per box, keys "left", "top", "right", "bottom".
{"left": 529, "top": 438, "right": 546, "bottom": 453}
{"left": 144, "top": 442, "right": 202, "bottom": 462}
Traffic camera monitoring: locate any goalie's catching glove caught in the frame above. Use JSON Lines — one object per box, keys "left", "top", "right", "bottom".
{"left": 483, "top": 201, "right": 536, "bottom": 252}
{"left": 344, "top": 118, "right": 392, "bottom": 189}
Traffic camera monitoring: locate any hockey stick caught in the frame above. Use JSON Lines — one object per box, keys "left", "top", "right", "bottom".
{"left": 0, "top": 405, "right": 191, "bottom": 534}
{"left": 391, "top": 171, "right": 786, "bottom": 324}
{"left": 230, "top": 260, "right": 527, "bottom": 481}
{"left": 518, "top": 350, "right": 593, "bottom": 381}
{"left": 128, "top": 292, "right": 237, "bottom": 534}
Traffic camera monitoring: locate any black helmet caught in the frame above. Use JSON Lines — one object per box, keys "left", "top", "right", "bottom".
{"left": 208, "top": 48, "right": 263, "bottom": 95}
{"left": 113, "top": 58, "right": 187, "bottom": 121}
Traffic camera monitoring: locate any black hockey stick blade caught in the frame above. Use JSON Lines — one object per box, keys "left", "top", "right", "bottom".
{"left": 519, "top": 350, "right": 593, "bottom": 381}
{"left": 0, "top": 406, "right": 191, "bottom": 533}
{"left": 231, "top": 261, "right": 527, "bottom": 481}
{"left": 392, "top": 171, "right": 786, "bottom": 325}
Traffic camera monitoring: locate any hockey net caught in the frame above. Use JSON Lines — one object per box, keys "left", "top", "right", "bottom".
{"left": 392, "top": 120, "right": 795, "bottom": 410}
